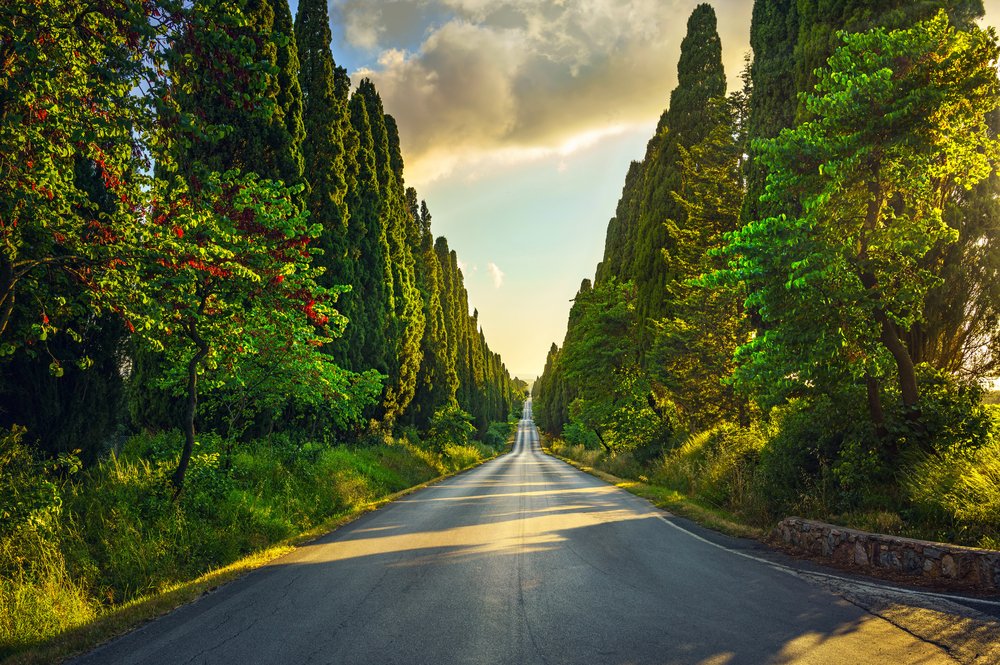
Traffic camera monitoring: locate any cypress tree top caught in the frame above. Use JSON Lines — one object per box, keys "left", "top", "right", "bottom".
{"left": 666, "top": 3, "right": 727, "bottom": 148}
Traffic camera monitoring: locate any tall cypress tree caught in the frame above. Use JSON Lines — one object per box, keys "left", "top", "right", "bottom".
{"left": 632, "top": 4, "right": 726, "bottom": 358}
{"left": 295, "top": 0, "right": 354, "bottom": 366}
{"left": 175, "top": 0, "right": 304, "bottom": 187}
{"left": 344, "top": 89, "right": 392, "bottom": 375}
{"left": 406, "top": 195, "right": 458, "bottom": 427}
{"left": 435, "top": 237, "right": 462, "bottom": 407}
{"left": 741, "top": 0, "right": 799, "bottom": 226}
{"left": 354, "top": 80, "right": 424, "bottom": 423}
{"left": 595, "top": 161, "right": 644, "bottom": 286}
{"left": 271, "top": 0, "right": 305, "bottom": 195}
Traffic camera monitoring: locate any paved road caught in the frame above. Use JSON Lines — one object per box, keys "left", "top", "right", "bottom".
{"left": 73, "top": 400, "right": 960, "bottom": 664}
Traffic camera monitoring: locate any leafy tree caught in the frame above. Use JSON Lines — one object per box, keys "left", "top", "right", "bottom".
{"left": 137, "top": 170, "right": 369, "bottom": 491}
{"left": 0, "top": 0, "right": 154, "bottom": 363}
{"left": 720, "top": 13, "right": 1000, "bottom": 438}
{"left": 556, "top": 279, "right": 667, "bottom": 454}
{"left": 425, "top": 404, "right": 476, "bottom": 453}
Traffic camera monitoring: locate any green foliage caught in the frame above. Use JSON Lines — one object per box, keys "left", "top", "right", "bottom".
{"left": 0, "top": 431, "right": 445, "bottom": 655}
{"left": 654, "top": 424, "right": 767, "bottom": 517}
{"left": 296, "top": 0, "right": 358, "bottom": 381}
{"left": 0, "top": 426, "right": 76, "bottom": 536}
{"left": 561, "top": 421, "right": 602, "bottom": 450}
{"left": 481, "top": 420, "right": 514, "bottom": 449}
{"left": 632, "top": 4, "right": 728, "bottom": 355}
{"left": 0, "top": 0, "right": 154, "bottom": 358}
{"left": 652, "top": 96, "right": 749, "bottom": 430}
{"left": 904, "top": 436, "right": 1000, "bottom": 547}
{"left": 425, "top": 405, "right": 476, "bottom": 453}
{"left": 720, "top": 12, "right": 1000, "bottom": 422}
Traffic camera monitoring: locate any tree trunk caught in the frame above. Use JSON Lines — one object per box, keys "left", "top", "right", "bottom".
{"left": 172, "top": 326, "right": 209, "bottom": 498}
{"left": 865, "top": 373, "right": 888, "bottom": 441}
{"left": 0, "top": 258, "right": 15, "bottom": 339}
{"left": 594, "top": 428, "right": 613, "bottom": 454}
{"left": 874, "top": 309, "right": 920, "bottom": 412}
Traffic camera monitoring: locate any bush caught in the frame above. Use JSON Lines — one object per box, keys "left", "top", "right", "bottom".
{"left": 425, "top": 405, "right": 476, "bottom": 453}
{"left": 903, "top": 435, "right": 1000, "bottom": 548}
{"left": 481, "top": 420, "right": 514, "bottom": 449}
{"left": 654, "top": 423, "right": 766, "bottom": 517}
{"left": 561, "top": 420, "right": 601, "bottom": 449}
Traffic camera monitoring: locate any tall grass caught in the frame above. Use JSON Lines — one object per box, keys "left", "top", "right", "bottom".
{"left": 0, "top": 429, "right": 494, "bottom": 658}
{"left": 550, "top": 405, "right": 1000, "bottom": 550}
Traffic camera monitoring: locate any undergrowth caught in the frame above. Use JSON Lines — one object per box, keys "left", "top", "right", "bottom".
{"left": 0, "top": 427, "right": 506, "bottom": 658}
{"left": 549, "top": 394, "right": 1000, "bottom": 550}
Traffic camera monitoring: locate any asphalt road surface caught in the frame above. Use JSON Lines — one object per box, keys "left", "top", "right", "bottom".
{"left": 72, "top": 399, "right": 966, "bottom": 664}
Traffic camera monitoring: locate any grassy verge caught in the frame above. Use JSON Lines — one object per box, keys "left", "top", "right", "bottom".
{"left": 544, "top": 440, "right": 765, "bottom": 540}
{"left": 545, "top": 410, "right": 1000, "bottom": 551}
{"left": 1, "top": 430, "right": 507, "bottom": 665}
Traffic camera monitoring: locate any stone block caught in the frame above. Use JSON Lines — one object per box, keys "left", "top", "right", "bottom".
{"left": 942, "top": 554, "right": 957, "bottom": 578}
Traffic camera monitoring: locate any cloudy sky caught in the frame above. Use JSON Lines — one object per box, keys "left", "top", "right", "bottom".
{"left": 294, "top": 0, "right": 1000, "bottom": 380}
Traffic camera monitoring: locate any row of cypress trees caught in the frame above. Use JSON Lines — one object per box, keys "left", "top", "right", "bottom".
{"left": 536, "top": 1, "right": 999, "bottom": 449}
{"left": 0, "top": 0, "right": 521, "bottom": 462}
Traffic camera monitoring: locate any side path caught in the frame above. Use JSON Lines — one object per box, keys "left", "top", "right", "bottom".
{"left": 72, "top": 400, "right": 983, "bottom": 664}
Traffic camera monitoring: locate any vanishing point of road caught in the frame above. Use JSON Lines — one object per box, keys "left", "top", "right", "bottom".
{"left": 72, "top": 400, "right": 993, "bottom": 664}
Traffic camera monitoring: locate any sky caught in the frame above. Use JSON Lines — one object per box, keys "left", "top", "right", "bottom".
{"left": 292, "top": 0, "right": 1000, "bottom": 380}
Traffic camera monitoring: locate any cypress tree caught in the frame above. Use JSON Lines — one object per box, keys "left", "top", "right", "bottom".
{"left": 354, "top": 80, "right": 425, "bottom": 423}
{"left": 176, "top": 0, "right": 304, "bottom": 187}
{"left": 295, "top": 0, "right": 352, "bottom": 300}
{"left": 632, "top": 4, "right": 726, "bottom": 358}
{"left": 406, "top": 194, "right": 458, "bottom": 427}
{"left": 435, "top": 237, "right": 462, "bottom": 406}
{"left": 271, "top": 0, "right": 305, "bottom": 195}
{"left": 344, "top": 89, "right": 392, "bottom": 375}
{"left": 741, "top": 0, "right": 799, "bottom": 226}
{"left": 595, "top": 161, "right": 644, "bottom": 286}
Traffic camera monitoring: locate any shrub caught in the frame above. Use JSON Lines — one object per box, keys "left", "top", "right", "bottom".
{"left": 425, "top": 405, "right": 476, "bottom": 453}
{"left": 903, "top": 435, "right": 1000, "bottom": 547}
{"left": 655, "top": 423, "right": 766, "bottom": 517}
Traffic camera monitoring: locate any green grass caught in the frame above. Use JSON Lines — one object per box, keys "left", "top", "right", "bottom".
{"left": 0, "top": 429, "right": 501, "bottom": 663}
{"left": 546, "top": 409, "right": 1000, "bottom": 551}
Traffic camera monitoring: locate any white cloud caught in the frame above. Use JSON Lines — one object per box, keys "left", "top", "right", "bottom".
{"left": 338, "top": 1, "right": 754, "bottom": 187}
{"left": 488, "top": 262, "right": 505, "bottom": 288}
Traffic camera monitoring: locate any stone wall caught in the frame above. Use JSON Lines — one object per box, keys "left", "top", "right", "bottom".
{"left": 773, "top": 517, "right": 1000, "bottom": 591}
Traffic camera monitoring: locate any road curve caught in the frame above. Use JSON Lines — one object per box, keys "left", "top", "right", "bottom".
{"left": 72, "top": 400, "right": 955, "bottom": 665}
